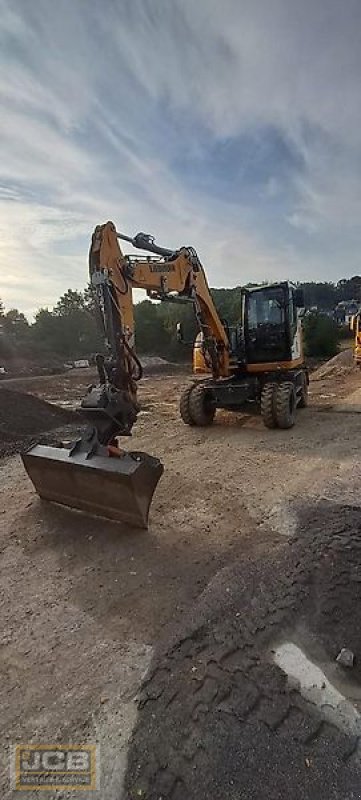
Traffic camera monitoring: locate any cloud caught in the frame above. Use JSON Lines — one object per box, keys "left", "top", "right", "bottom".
{"left": 1, "top": 0, "right": 361, "bottom": 317}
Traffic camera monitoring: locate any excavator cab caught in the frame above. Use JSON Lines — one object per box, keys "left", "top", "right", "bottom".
{"left": 192, "top": 282, "right": 304, "bottom": 376}
{"left": 243, "top": 282, "right": 304, "bottom": 366}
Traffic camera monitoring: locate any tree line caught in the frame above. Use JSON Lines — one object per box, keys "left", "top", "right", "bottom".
{"left": 0, "top": 276, "right": 360, "bottom": 366}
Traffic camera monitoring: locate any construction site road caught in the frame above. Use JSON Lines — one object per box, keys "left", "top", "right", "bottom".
{"left": 1, "top": 357, "right": 361, "bottom": 799}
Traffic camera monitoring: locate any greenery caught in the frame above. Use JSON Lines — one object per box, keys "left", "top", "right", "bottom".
{"left": 0, "top": 288, "right": 103, "bottom": 363}
{"left": 303, "top": 314, "right": 341, "bottom": 359}
{"left": 0, "top": 275, "right": 359, "bottom": 366}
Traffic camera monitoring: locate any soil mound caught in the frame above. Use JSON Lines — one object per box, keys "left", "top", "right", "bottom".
{"left": 125, "top": 502, "right": 361, "bottom": 800}
{"left": 141, "top": 356, "right": 187, "bottom": 376}
{"left": 313, "top": 348, "right": 355, "bottom": 379}
{"left": 0, "top": 389, "right": 76, "bottom": 457}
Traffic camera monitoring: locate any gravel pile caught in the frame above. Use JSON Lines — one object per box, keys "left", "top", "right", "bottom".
{"left": 313, "top": 348, "right": 355, "bottom": 379}
{"left": 0, "top": 389, "right": 76, "bottom": 457}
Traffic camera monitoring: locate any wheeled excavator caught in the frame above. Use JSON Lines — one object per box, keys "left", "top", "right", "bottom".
{"left": 22, "top": 221, "right": 308, "bottom": 528}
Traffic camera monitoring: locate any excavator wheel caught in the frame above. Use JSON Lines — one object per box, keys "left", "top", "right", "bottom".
{"left": 189, "top": 384, "right": 216, "bottom": 426}
{"left": 179, "top": 382, "right": 198, "bottom": 425}
{"left": 274, "top": 381, "right": 296, "bottom": 429}
{"left": 180, "top": 382, "right": 215, "bottom": 427}
{"left": 260, "top": 382, "right": 278, "bottom": 428}
{"left": 298, "top": 372, "right": 309, "bottom": 408}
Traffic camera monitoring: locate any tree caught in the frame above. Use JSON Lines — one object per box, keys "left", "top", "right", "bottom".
{"left": 0, "top": 278, "right": 353, "bottom": 366}
{"left": 83, "top": 283, "right": 98, "bottom": 314}
{"left": 0, "top": 305, "right": 29, "bottom": 359}
{"left": 30, "top": 309, "right": 65, "bottom": 355}
{"left": 337, "top": 276, "right": 361, "bottom": 303}
{"left": 30, "top": 291, "right": 103, "bottom": 359}
{"left": 301, "top": 282, "right": 338, "bottom": 310}
{"left": 134, "top": 300, "right": 166, "bottom": 354}
{"left": 3, "top": 308, "right": 29, "bottom": 336}
{"left": 303, "top": 313, "right": 340, "bottom": 358}
{"left": 211, "top": 287, "right": 243, "bottom": 324}
{"left": 54, "top": 289, "right": 85, "bottom": 316}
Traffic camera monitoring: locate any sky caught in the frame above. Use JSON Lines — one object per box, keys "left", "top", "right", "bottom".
{"left": 1, "top": 0, "right": 361, "bottom": 317}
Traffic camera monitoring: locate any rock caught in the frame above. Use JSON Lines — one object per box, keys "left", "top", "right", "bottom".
{"left": 336, "top": 648, "right": 355, "bottom": 668}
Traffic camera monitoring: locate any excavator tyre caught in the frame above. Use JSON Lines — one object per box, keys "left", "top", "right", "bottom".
{"left": 22, "top": 444, "right": 163, "bottom": 529}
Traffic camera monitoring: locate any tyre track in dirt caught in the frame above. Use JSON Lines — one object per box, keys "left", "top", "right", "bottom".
{"left": 1, "top": 368, "right": 361, "bottom": 798}
{"left": 124, "top": 502, "right": 361, "bottom": 800}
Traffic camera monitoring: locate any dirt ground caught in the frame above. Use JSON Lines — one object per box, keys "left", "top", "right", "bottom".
{"left": 1, "top": 359, "right": 361, "bottom": 798}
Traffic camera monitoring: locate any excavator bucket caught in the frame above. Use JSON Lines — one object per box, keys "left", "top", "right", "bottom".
{"left": 21, "top": 444, "right": 164, "bottom": 529}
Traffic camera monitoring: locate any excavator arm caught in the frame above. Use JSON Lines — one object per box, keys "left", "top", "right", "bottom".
{"left": 85, "top": 221, "right": 229, "bottom": 439}
{"left": 22, "top": 221, "right": 229, "bottom": 529}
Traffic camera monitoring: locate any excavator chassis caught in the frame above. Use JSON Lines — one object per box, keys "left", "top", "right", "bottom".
{"left": 180, "top": 369, "right": 308, "bottom": 429}
{"left": 210, "top": 369, "right": 307, "bottom": 408}
{"left": 22, "top": 444, "right": 164, "bottom": 529}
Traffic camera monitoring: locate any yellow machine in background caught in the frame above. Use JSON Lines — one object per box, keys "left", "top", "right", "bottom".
{"left": 351, "top": 312, "right": 361, "bottom": 366}
{"left": 193, "top": 332, "right": 209, "bottom": 374}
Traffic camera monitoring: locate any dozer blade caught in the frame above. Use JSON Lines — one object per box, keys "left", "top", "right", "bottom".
{"left": 22, "top": 444, "right": 164, "bottom": 529}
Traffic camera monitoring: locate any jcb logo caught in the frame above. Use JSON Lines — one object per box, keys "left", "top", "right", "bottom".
{"left": 12, "top": 744, "right": 98, "bottom": 790}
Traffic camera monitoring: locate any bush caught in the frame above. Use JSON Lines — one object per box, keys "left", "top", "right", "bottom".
{"left": 303, "top": 314, "right": 340, "bottom": 358}
{"left": 338, "top": 323, "right": 354, "bottom": 340}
